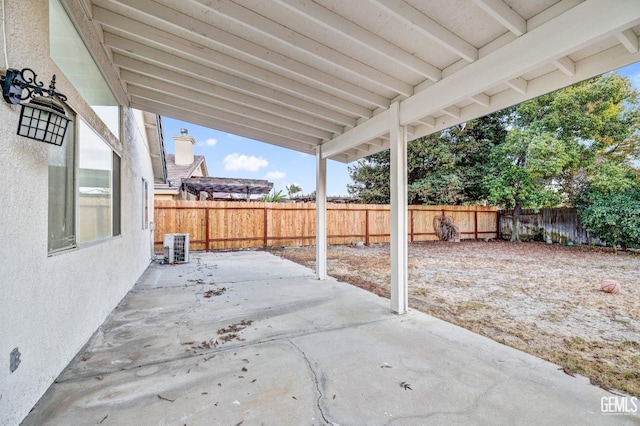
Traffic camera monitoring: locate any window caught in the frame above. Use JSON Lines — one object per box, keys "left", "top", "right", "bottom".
{"left": 78, "top": 120, "right": 114, "bottom": 244}
{"left": 48, "top": 112, "right": 76, "bottom": 253}
{"left": 142, "top": 178, "right": 149, "bottom": 230}
{"left": 48, "top": 0, "right": 123, "bottom": 251}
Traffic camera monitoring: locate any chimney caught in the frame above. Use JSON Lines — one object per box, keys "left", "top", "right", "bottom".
{"left": 174, "top": 128, "right": 195, "bottom": 166}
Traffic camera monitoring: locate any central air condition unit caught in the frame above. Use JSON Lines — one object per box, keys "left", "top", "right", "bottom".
{"left": 163, "top": 233, "right": 190, "bottom": 264}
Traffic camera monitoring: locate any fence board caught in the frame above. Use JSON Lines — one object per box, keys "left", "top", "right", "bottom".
{"left": 153, "top": 200, "right": 499, "bottom": 252}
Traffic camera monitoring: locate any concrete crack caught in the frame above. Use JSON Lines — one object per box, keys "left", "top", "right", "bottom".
{"left": 287, "top": 338, "right": 333, "bottom": 426}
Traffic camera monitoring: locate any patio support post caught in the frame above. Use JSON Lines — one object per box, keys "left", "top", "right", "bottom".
{"left": 390, "top": 102, "right": 408, "bottom": 314}
{"left": 316, "top": 145, "right": 328, "bottom": 280}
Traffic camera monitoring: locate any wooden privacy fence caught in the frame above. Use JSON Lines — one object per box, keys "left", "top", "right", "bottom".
{"left": 154, "top": 200, "right": 498, "bottom": 252}
{"left": 499, "top": 207, "right": 602, "bottom": 245}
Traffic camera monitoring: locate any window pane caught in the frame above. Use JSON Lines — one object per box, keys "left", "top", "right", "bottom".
{"left": 48, "top": 114, "right": 76, "bottom": 252}
{"left": 113, "top": 152, "right": 121, "bottom": 236}
{"left": 78, "top": 120, "right": 112, "bottom": 243}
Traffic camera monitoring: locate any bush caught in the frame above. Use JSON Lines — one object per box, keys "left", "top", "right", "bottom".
{"left": 577, "top": 188, "right": 640, "bottom": 250}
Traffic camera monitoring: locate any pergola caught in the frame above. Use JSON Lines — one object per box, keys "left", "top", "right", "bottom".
{"left": 66, "top": 0, "right": 640, "bottom": 313}
{"left": 181, "top": 177, "right": 273, "bottom": 199}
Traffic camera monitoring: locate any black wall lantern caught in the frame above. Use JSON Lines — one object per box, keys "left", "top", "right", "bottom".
{"left": 0, "top": 68, "right": 70, "bottom": 146}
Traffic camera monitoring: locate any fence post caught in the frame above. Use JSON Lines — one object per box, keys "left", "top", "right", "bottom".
{"left": 205, "top": 206, "right": 210, "bottom": 252}
{"left": 365, "top": 209, "right": 370, "bottom": 246}
{"left": 263, "top": 207, "right": 268, "bottom": 247}
{"left": 474, "top": 210, "right": 478, "bottom": 240}
{"left": 410, "top": 208, "right": 414, "bottom": 243}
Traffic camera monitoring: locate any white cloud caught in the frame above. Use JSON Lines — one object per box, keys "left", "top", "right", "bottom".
{"left": 203, "top": 138, "right": 217, "bottom": 146}
{"left": 224, "top": 153, "right": 268, "bottom": 172}
{"left": 265, "top": 171, "right": 286, "bottom": 180}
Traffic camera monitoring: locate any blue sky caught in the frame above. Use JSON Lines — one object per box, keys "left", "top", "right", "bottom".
{"left": 161, "top": 118, "right": 352, "bottom": 196}
{"left": 161, "top": 62, "right": 640, "bottom": 197}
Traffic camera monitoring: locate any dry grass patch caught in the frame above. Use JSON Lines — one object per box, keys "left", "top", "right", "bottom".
{"left": 270, "top": 240, "right": 640, "bottom": 396}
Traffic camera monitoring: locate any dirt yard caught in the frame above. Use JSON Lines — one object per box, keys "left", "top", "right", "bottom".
{"left": 270, "top": 240, "right": 640, "bottom": 396}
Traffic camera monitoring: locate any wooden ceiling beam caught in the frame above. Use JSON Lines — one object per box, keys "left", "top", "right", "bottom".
{"left": 272, "top": 0, "right": 441, "bottom": 82}
{"left": 131, "top": 97, "right": 319, "bottom": 154}
{"left": 129, "top": 89, "right": 322, "bottom": 146}
{"left": 93, "top": 7, "right": 372, "bottom": 120}
{"left": 471, "top": 0, "right": 527, "bottom": 36}
{"left": 371, "top": 0, "right": 479, "bottom": 62}
{"left": 190, "top": 0, "right": 414, "bottom": 96}
{"left": 99, "top": 0, "right": 391, "bottom": 108}
{"left": 616, "top": 28, "right": 639, "bottom": 53}
{"left": 105, "top": 37, "right": 362, "bottom": 128}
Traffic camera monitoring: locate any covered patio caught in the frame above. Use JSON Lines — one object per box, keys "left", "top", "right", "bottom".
{"left": 21, "top": 251, "right": 631, "bottom": 425}
{"left": 69, "top": 0, "right": 640, "bottom": 313}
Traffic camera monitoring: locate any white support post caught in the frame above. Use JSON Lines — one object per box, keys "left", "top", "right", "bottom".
{"left": 389, "top": 102, "right": 408, "bottom": 314}
{"left": 316, "top": 145, "right": 327, "bottom": 280}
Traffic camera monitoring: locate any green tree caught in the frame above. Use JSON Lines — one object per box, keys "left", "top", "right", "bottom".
{"left": 286, "top": 183, "right": 302, "bottom": 198}
{"left": 576, "top": 162, "right": 640, "bottom": 252}
{"left": 483, "top": 128, "right": 574, "bottom": 241}
{"left": 347, "top": 151, "right": 391, "bottom": 204}
{"left": 348, "top": 113, "right": 509, "bottom": 204}
{"left": 482, "top": 73, "right": 640, "bottom": 241}
{"left": 348, "top": 73, "right": 640, "bottom": 217}
{"left": 516, "top": 73, "right": 640, "bottom": 203}
{"left": 577, "top": 188, "right": 640, "bottom": 252}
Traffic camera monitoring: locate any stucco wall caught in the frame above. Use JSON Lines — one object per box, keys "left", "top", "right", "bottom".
{"left": 0, "top": 2, "right": 155, "bottom": 424}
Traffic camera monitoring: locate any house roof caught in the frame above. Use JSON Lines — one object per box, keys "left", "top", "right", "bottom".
{"left": 69, "top": 0, "right": 640, "bottom": 164}
{"left": 154, "top": 154, "right": 206, "bottom": 192}
{"left": 166, "top": 154, "right": 206, "bottom": 182}
{"left": 142, "top": 112, "right": 167, "bottom": 184}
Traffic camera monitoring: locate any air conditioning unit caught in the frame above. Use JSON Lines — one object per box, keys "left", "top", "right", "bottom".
{"left": 163, "top": 233, "right": 190, "bottom": 264}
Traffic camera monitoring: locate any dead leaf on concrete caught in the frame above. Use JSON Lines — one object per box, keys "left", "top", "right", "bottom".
{"left": 158, "top": 394, "right": 176, "bottom": 402}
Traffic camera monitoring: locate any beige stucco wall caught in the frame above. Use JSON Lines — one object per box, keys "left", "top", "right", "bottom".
{"left": 0, "top": 2, "right": 155, "bottom": 424}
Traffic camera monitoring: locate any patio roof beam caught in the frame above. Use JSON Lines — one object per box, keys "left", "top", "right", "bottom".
{"left": 320, "top": 111, "right": 390, "bottom": 159}
{"left": 126, "top": 80, "right": 333, "bottom": 141}
{"left": 119, "top": 59, "right": 344, "bottom": 139}
{"left": 105, "top": 33, "right": 355, "bottom": 133}
{"left": 321, "top": 0, "right": 640, "bottom": 160}
{"left": 471, "top": 0, "right": 527, "bottom": 36}
{"left": 118, "top": 63, "right": 343, "bottom": 136}
{"left": 131, "top": 97, "right": 319, "bottom": 154}
{"left": 100, "top": 0, "right": 390, "bottom": 109}
{"left": 129, "top": 88, "right": 322, "bottom": 145}
{"left": 553, "top": 56, "right": 576, "bottom": 76}
{"left": 93, "top": 7, "right": 370, "bottom": 121}
{"left": 272, "top": 0, "right": 442, "bottom": 82}
{"left": 616, "top": 28, "right": 639, "bottom": 53}
{"left": 401, "top": 0, "right": 640, "bottom": 124}
{"left": 372, "top": 0, "right": 479, "bottom": 62}
{"left": 189, "top": 0, "right": 414, "bottom": 97}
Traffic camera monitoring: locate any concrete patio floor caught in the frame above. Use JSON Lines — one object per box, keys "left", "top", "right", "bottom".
{"left": 22, "top": 251, "right": 638, "bottom": 425}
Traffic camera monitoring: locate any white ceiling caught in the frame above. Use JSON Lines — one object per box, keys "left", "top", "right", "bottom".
{"left": 67, "top": 0, "right": 640, "bottom": 163}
